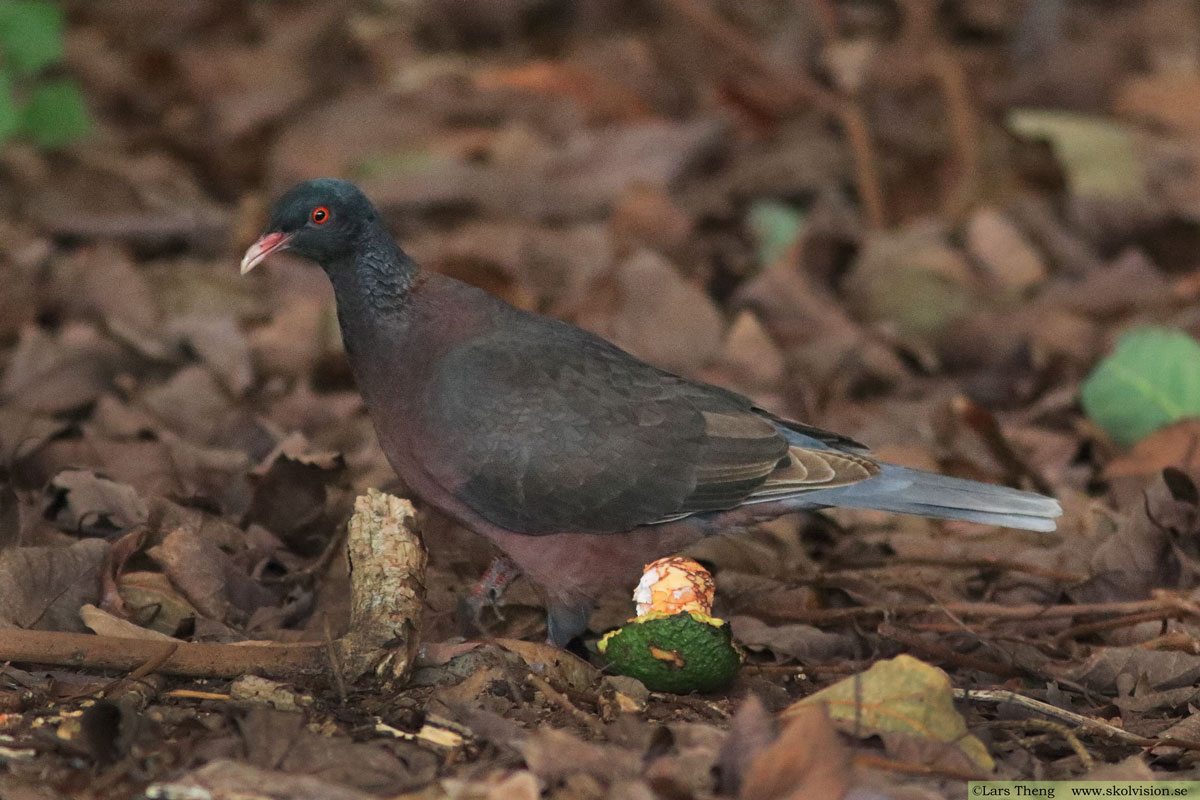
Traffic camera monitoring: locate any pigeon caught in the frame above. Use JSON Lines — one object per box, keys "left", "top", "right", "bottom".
{"left": 242, "top": 178, "right": 1062, "bottom": 644}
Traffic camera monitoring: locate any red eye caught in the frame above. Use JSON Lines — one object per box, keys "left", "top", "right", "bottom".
{"left": 311, "top": 206, "right": 330, "bottom": 224}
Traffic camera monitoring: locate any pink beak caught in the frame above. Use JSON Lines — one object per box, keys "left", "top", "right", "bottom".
{"left": 240, "top": 231, "right": 293, "bottom": 275}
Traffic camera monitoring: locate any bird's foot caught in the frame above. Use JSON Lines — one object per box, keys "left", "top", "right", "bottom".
{"left": 460, "top": 555, "right": 521, "bottom": 631}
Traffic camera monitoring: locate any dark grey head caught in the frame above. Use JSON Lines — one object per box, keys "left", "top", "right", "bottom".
{"left": 241, "top": 178, "right": 380, "bottom": 274}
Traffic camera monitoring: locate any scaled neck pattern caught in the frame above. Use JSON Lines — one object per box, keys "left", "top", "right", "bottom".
{"left": 326, "top": 228, "right": 421, "bottom": 361}
{"left": 329, "top": 229, "right": 417, "bottom": 320}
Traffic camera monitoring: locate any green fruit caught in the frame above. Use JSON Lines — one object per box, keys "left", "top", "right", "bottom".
{"left": 598, "top": 612, "right": 742, "bottom": 693}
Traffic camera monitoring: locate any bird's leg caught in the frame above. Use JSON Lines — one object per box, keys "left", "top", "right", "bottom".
{"left": 462, "top": 555, "right": 521, "bottom": 627}
{"left": 545, "top": 602, "right": 593, "bottom": 647}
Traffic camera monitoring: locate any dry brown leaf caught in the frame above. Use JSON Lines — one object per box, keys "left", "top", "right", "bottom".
{"left": 1069, "top": 477, "right": 1178, "bottom": 606}
{"left": 710, "top": 310, "right": 786, "bottom": 393}
{"left": 1151, "top": 712, "right": 1200, "bottom": 756}
{"left": 167, "top": 314, "right": 254, "bottom": 396}
{"left": 578, "top": 249, "right": 723, "bottom": 375}
{"left": 0, "top": 407, "right": 68, "bottom": 465}
{"left": 269, "top": 91, "right": 443, "bottom": 189}
{"left": 1105, "top": 420, "right": 1200, "bottom": 479}
{"left": 244, "top": 434, "right": 344, "bottom": 553}
{"left": 148, "top": 529, "right": 276, "bottom": 624}
{"left": 51, "top": 244, "right": 161, "bottom": 337}
{"left": 966, "top": 207, "right": 1047, "bottom": 292}
{"left": 485, "top": 771, "right": 541, "bottom": 800}
{"left": 1039, "top": 249, "right": 1171, "bottom": 317}
{"left": 729, "top": 616, "right": 859, "bottom": 663}
{"left": 90, "top": 395, "right": 158, "bottom": 439}
{"left": 178, "top": 4, "right": 345, "bottom": 141}
{"left": 739, "top": 703, "right": 850, "bottom": 800}
{"left": 519, "top": 728, "right": 641, "bottom": 783}
{"left": 1051, "top": 646, "right": 1200, "bottom": 694}
{"left": 359, "top": 119, "right": 726, "bottom": 220}
{"left": 1115, "top": 74, "right": 1200, "bottom": 135}
{"left": 735, "top": 234, "right": 907, "bottom": 393}
{"left": 248, "top": 298, "right": 329, "bottom": 379}
{"left": 146, "top": 760, "right": 378, "bottom": 800}
{"left": 46, "top": 469, "right": 148, "bottom": 535}
{"left": 609, "top": 184, "right": 694, "bottom": 254}
{"left": 79, "top": 603, "right": 175, "bottom": 641}
{"left": 715, "top": 696, "right": 778, "bottom": 796}
{"left": 2, "top": 324, "right": 119, "bottom": 414}
{"left": 139, "top": 365, "right": 234, "bottom": 442}
{"left": 118, "top": 571, "right": 201, "bottom": 636}
{"left": 493, "top": 637, "right": 597, "bottom": 693}
{"left": 417, "top": 640, "right": 484, "bottom": 667}
{"left": 0, "top": 538, "right": 109, "bottom": 632}
{"left": 644, "top": 724, "right": 724, "bottom": 798}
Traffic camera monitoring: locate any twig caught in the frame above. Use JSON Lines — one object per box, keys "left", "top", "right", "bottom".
{"left": 1055, "top": 610, "right": 1178, "bottom": 644}
{"left": 952, "top": 688, "right": 1200, "bottom": 753}
{"left": 0, "top": 630, "right": 327, "bottom": 678}
{"left": 896, "top": 0, "right": 982, "bottom": 221}
{"left": 877, "top": 623, "right": 1021, "bottom": 677}
{"left": 264, "top": 522, "right": 348, "bottom": 585}
{"left": 0, "top": 490, "right": 427, "bottom": 686}
{"left": 527, "top": 673, "right": 605, "bottom": 734}
{"left": 836, "top": 104, "right": 887, "bottom": 230}
{"left": 905, "top": 622, "right": 985, "bottom": 633}
{"left": 975, "top": 719, "right": 1093, "bottom": 769}
{"left": 163, "top": 689, "right": 231, "bottom": 701}
{"left": 661, "top": 0, "right": 886, "bottom": 229}
{"left": 29, "top": 209, "right": 230, "bottom": 245}
{"left": 325, "top": 617, "right": 347, "bottom": 705}
{"left": 759, "top": 597, "right": 1196, "bottom": 625}
{"left": 851, "top": 752, "right": 983, "bottom": 781}
{"left": 954, "top": 688, "right": 1147, "bottom": 746}
{"left": 952, "top": 395, "right": 1055, "bottom": 496}
{"left": 1156, "top": 591, "right": 1200, "bottom": 618}
{"left": 929, "top": 47, "right": 980, "bottom": 220}
{"left": 651, "top": 692, "right": 730, "bottom": 720}
{"left": 742, "top": 664, "right": 808, "bottom": 676}
{"left": 96, "top": 641, "right": 178, "bottom": 698}
{"left": 661, "top": 0, "right": 837, "bottom": 113}
{"left": 831, "top": 554, "right": 1083, "bottom": 583}
{"left": 1137, "top": 631, "right": 1200, "bottom": 653}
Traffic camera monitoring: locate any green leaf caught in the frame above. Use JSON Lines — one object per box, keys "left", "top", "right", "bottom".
{"left": 747, "top": 200, "right": 805, "bottom": 267}
{"left": 0, "top": 69, "right": 21, "bottom": 142}
{"left": 21, "top": 79, "right": 88, "bottom": 148}
{"left": 1081, "top": 327, "right": 1200, "bottom": 447}
{"left": 0, "top": 1, "right": 64, "bottom": 76}
{"left": 1007, "top": 110, "right": 1144, "bottom": 201}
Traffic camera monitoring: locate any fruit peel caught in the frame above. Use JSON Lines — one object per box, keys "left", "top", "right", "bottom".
{"left": 598, "top": 611, "right": 742, "bottom": 693}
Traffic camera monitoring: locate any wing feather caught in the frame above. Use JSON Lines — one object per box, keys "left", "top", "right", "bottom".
{"left": 423, "top": 310, "right": 883, "bottom": 534}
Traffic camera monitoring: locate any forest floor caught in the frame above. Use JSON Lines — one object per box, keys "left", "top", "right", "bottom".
{"left": 6, "top": 1, "right": 1200, "bottom": 797}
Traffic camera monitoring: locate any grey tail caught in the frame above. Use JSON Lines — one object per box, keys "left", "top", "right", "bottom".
{"left": 800, "top": 464, "right": 1062, "bottom": 532}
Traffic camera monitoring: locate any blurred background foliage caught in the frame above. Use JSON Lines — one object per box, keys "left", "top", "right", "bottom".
{"left": 0, "top": 1, "right": 89, "bottom": 148}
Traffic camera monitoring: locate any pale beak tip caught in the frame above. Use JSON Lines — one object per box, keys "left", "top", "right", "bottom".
{"left": 239, "top": 231, "right": 289, "bottom": 276}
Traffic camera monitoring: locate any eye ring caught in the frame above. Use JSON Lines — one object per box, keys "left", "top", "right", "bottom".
{"left": 311, "top": 206, "right": 330, "bottom": 224}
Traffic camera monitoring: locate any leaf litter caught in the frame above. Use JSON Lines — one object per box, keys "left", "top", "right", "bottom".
{"left": 7, "top": 0, "right": 1200, "bottom": 797}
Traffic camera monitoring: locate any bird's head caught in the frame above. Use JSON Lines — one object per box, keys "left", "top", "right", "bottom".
{"left": 240, "top": 178, "right": 380, "bottom": 274}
